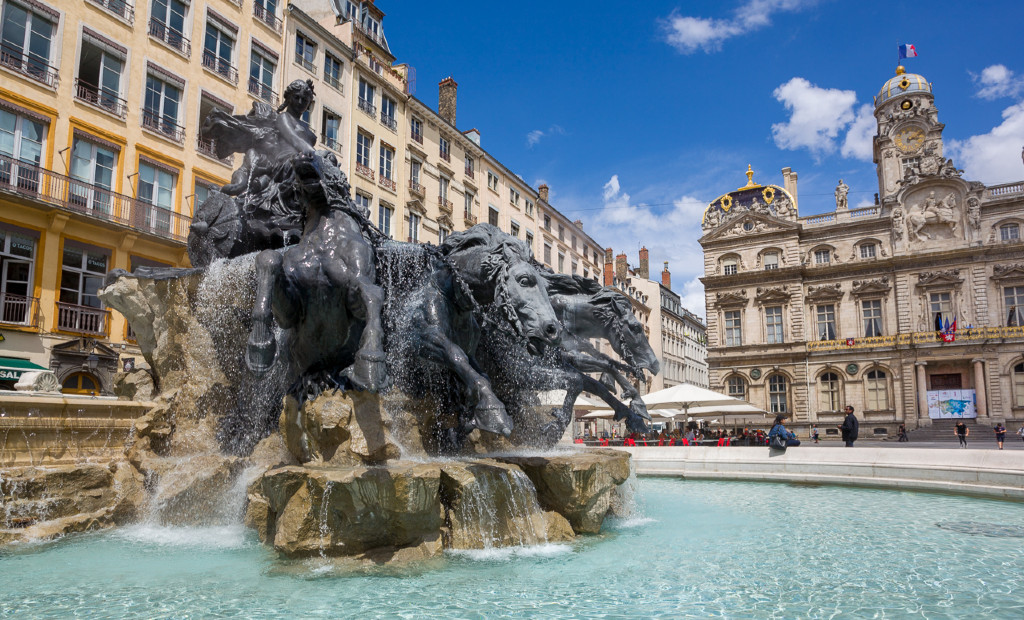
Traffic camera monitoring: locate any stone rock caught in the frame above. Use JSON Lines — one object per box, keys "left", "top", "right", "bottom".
{"left": 13, "top": 370, "right": 61, "bottom": 393}
{"left": 280, "top": 390, "right": 402, "bottom": 466}
{"left": 254, "top": 462, "right": 444, "bottom": 558}
{"left": 113, "top": 368, "right": 156, "bottom": 401}
{"left": 439, "top": 460, "right": 550, "bottom": 549}
{"left": 542, "top": 510, "right": 576, "bottom": 542}
{"left": 496, "top": 448, "right": 631, "bottom": 534}
{"left": 146, "top": 454, "right": 247, "bottom": 526}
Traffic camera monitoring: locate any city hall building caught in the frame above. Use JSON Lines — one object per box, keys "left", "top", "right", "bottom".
{"left": 699, "top": 67, "right": 1024, "bottom": 436}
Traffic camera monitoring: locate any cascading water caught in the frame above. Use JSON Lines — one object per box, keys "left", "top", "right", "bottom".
{"left": 445, "top": 463, "right": 549, "bottom": 550}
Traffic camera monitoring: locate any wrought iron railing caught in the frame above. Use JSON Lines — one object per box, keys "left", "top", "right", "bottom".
{"left": 202, "top": 50, "right": 238, "bottom": 83}
{"left": 0, "top": 293, "right": 38, "bottom": 327}
{"left": 253, "top": 3, "right": 283, "bottom": 32}
{"left": 438, "top": 197, "right": 453, "bottom": 214}
{"left": 464, "top": 166, "right": 474, "bottom": 179}
{"left": 358, "top": 98, "right": 376, "bottom": 116}
{"left": 141, "top": 108, "right": 185, "bottom": 142}
{"left": 56, "top": 302, "right": 110, "bottom": 336}
{"left": 439, "top": 149, "right": 450, "bottom": 163}
{"left": 380, "top": 113, "right": 397, "bottom": 131}
{"left": 355, "top": 23, "right": 388, "bottom": 50}
{"left": 87, "top": 0, "right": 134, "bottom": 23}
{"left": 74, "top": 79, "right": 128, "bottom": 118}
{"left": 321, "top": 134, "right": 341, "bottom": 152}
{"left": 196, "top": 137, "right": 232, "bottom": 165}
{"left": 0, "top": 42, "right": 58, "bottom": 87}
{"left": 324, "top": 73, "right": 342, "bottom": 92}
{"left": 408, "top": 180, "right": 423, "bottom": 196}
{"left": 296, "top": 54, "right": 315, "bottom": 73}
{"left": 411, "top": 130, "right": 423, "bottom": 144}
{"left": 379, "top": 176, "right": 396, "bottom": 191}
{"left": 355, "top": 162, "right": 374, "bottom": 181}
{"left": 148, "top": 19, "right": 191, "bottom": 56}
{"left": 464, "top": 213, "right": 478, "bottom": 227}
{"left": 0, "top": 153, "right": 190, "bottom": 244}
{"left": 247, "top": 77, "right": 278, "bottom": 106}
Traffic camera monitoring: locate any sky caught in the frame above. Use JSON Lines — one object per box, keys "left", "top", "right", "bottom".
{"left": 380, "top": 0, "right": 1024, "bottom": 318}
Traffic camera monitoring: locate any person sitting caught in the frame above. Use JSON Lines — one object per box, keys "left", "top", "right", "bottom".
{"left": 768, "top": 414, "right": 801, "bottom": 448}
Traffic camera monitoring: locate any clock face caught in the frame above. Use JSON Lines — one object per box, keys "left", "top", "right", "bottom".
{"left": 894, "top": 127, "right": 925, "bottom": 153}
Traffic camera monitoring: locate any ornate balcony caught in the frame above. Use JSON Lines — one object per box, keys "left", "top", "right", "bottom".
{"left": 148, "top": 19, "right": 191, "bottom": 57}
{"left": 253, "top": 3, "right": 283, "bottom": 32}
{"left": 196, "top": 137, "right": 232, "bottom": 165}
{"left": 141, "top": 109, "right": 185, "bottom": 143}
{"left": 74, "top": 79, "right": 127, "bottom": 118}
{"left": 379, "top": 176, "right": 396, "bottom": 192}
{"left": 355, "top": 162, "right": 375, "bottom": 181}
{"left": 88, "top": 0, "right": 134, "bottom": 23}
{"left": 358, "top": 98, "right": 377, "bottom": 117}
{"left": 0, "top": 42, "right": 58, "bottom": 87}
{"left": 56, "top": 302, "right": 110, "bottom": 336}
{"left": 0, "top": 153, "right": 191, "bottom": 244}
{"left": 248, "top": 77, "right": 278, "bottom": 106}
{"left": 296, "top": 53, "right": 315, "bottom": 73}
{"left": 322, "top": 134, "right": 341, "bottom": 152}
{"left": 408, "top": 180, "right": 424, "bottom": 197}
{"left": 464, "top": 166, "right": 475, "bottom": 179}
{"left": 202, "top": 50, "right": 238, "bottom": 84}
{"left": 324, "top": 73, "right": 343, "bottom": 92}
{"left": 0, "top": 293, "right": 39, "bottom": 328}
{"left": 439, "top": 149, "right": 451, "bottom": 163}
{"left": 411, "top": 130, "right": 423, "bottom": 144}
{"left": 464, "top": 213, "right": 478, "bottom": 227}
{"left": 438, "top": 197, "right": 453, "bottom": 215}
{"left": 381, "top": 113, "right": 397, "bottom": 131}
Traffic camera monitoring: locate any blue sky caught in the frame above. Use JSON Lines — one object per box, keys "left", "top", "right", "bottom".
{"left": 382, "top": 0, "right": 1024, "bottom": 317}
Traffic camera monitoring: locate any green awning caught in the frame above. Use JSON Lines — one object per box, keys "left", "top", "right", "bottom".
{"left": 0, "top": 357, "right": 48, "bottom": 381}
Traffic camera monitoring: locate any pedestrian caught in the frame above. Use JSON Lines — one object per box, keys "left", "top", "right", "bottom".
{"left": 1018, "top": 424, "right": 1024, "bottom": 444}
{"left": 955, "top": 420, "right": 969, "bottom": 448}
{"left": 994, "top": 422, "right": 1006, "bottom": 450}
{"left": 897, "top": 423, "right": 909, "bottom": 442}
{"left": 839, "top": 405, "right": 859, "bottom": 447}
{"left": 811, "top": 424, "right": 820, "bottom": 444}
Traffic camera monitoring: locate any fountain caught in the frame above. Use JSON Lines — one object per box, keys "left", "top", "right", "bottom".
{"left": 0, "top": 80, "right": 650, "bottom": 561}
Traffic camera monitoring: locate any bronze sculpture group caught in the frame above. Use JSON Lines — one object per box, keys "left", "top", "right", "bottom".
{"left": 178, "top": 79, "right": 656, "bottom": 450}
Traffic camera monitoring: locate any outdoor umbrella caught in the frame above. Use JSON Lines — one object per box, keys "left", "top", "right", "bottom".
{"left": 637, "top": 383, "right": 748, "bottom": 412}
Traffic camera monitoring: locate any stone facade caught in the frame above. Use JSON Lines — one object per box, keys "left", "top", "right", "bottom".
{"left": 700, "top": 67, "right": 1024, "bottom": 436}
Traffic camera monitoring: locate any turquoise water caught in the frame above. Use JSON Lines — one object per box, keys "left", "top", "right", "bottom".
{"left": 3, "top": 478, "right": 1024, "bottom": 618}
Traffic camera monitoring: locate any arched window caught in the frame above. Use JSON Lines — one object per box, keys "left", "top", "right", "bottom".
{"left": 1000, "top": 223, "right": 1020, "bottom": 242}
{"left": 726, "top": 376, "right": 746, "bottom": 400}
{"left": 866, "top": 369, "right": 889, "bottom": 410}
{"left": 722, "top": 256, "right": 738, "bottom": 275}
{"left": 62, "top": 372, "right": 99, "bottom": 395}
{"left": 819, "top": 372, "right": 840, "bottom": 411}
{"left": 1013, "top": 363, "right": 1024, "bottom": 408}
{"left": 768, "top": 374, "right": 788, "bottom": 414}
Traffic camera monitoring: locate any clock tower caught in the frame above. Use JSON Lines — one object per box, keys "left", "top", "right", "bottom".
{"left": 872, "top": 66, "right": 945, "bottom": 203}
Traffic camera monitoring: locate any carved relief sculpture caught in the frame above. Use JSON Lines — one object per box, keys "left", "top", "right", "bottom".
{"left": 967, "top": 196, "right": 981, "bottom": 231}
{"left": 906, "top": 190, "right": 959, "bottom": 241}
{"left": 892, "top": 207, "right": 905, "bottom": 239}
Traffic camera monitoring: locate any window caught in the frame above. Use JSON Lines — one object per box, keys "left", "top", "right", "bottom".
{"left": 1014, "top": 363, "right": 1024, "bottom": 408}
{"left": 765, "top": 306, "right": 784, "bottom": 344}
{"left": 1, "top": 1, "right": 57, "bottom": 85}
{"left": 248, "top": 47, "right": 276, "bottom": 102}
{"left": 62, "top": 372, "right": 100, "bottom": 395}
{"left": 726, "top": 376, "right": 746, "bottom": 400}
{"left": 136, "top": 162, "right": 176, "bottom": 232}
{"left": 193, "top": 178, "right": 215, "bottom": 212}
{"left": 819, "top": 372, "right": 840, "bottom": 411}
{"left": 410, "top": 117, "right": 422, "bottom": 143}
{"left": 463, "top": 191, "right": 473, "bottom": 218}
{"left": 69, "top": 137, "right": 116, "bottom": 214}
{"left": 865, "top": 370, "right": 889, "bottom": 410}
{"left": 543, "top": 243, "right": 552, "bottom": 265}
{"left": 763, "top": 252, "right": 779, "bottom": 270}
{"left": 321, "top": 110, "right": 341, "bottom": 151}
{"left": 510, "top": 188, "right": 520, "bottom": 206}
{"left": 860, "top": 243, "right": 876, "bottom": 259}
{"left": 324, "top": 53, "right": 342, "bottom": 90}
{"left": 408, "top": 212, "right": 420, "bottom": 243}
{"left": 724, "top": 310, "right": 742, "bottom": 346}
{"left": 723, "top": 257, "right": 737, "bottom": 275}
{"left": 571, "top": 236, "right": 577, "bottom": 251}
{"left": 525, "top": 199, "right": 534, "bottom": 217}
{"left": 487, "top": 171, "right": 498, "bottom": 192}
{"left": 558, "top": 225, "right": 564, "bottom": 242}
{"left": 0, "top": 227, "right": 36, "bottom": 326}
{"left": 488, "top": 206, "right": 499, "bottom": 227}
{"left": 408, "top": 159, "right": 422, "bottom": 190}
{"left": 929, "top": 292, "right": 953, "bottom": 328}
{"left": 510, "top": 221, "right": 520, "bottom": 238}
{"left": 438, "top": 227, "right": 450, "bottom": 244}
{"left": 197, "top": 93, "right": 231, "bottom": 159}
{"left": 358, "top": 78, "right": 375, "bottom": 115}
{"left": 901, "top": 156, "right": 920, "bottom": 176}
{"left": 356, "top": 132, "right": 372, "bottom": 169}
{"left": 558, "top": 253, "right": 565, "bottom": 273}
{"left": 377, "top": 202, "right": 392, "bottom": 237}
{"left": 861, "top": 299, "right": 883, "bottom": 337}
{"left": 203, "top": 19, "right": 236, "bottom": 82}
{"left": 379, "top": 144, "right": 394, "bottom": 181}
{"left": 816, "top": 304, "right": 836, "bottom": 340}
{"left": 0, "top": 108, "right": 46, "bottom": 191}
{"left": 143, "top": 73, "right": 183, "bottom": 140}
{"left": 354, "top": 192, "right": 370, "bottom": 216}
{"left": 525, "top": 231, "right": 534, "bottom": 251}
{"left": 543, "top": 214, "right": 551, "bottom": 231}
{"left": 814, "top": 249, "right": 831, "bottom": 265}
{"left": 571, "top": 260, "right": 578, "bottom": 275}
{"left": 464, "top": 154, "right": 474, "bottom": 176}
{"left": 380, "top": 96, "right": 396, "bottom": 131}
{"left": 149, "top": 0, "right": 189, "bottom": 54}
{"left": 295, "top": 33, "right": 315, "bottom": 72}
{"left": 1005, "top": 286, "right": 1024, "bottom": 326}
{"left": 253, "top": 0, "right": 279, "bottom": 29}
{"left": 77, "top": 34, "right": 126, "bottom": 116}
{"left": 439, "top": 137, "right": 450, "bottom": 162}
{"left": 1000, "top": 223, "right": 1021, "bottom": 242}
{"left": 439, "top": 176, "right": 449, "bottom": 206}
{"left": 768, "top": 374, "right": 788, "bottom": 414}
{"left": 60, "top": 245, "right": 108, "bottom": 309}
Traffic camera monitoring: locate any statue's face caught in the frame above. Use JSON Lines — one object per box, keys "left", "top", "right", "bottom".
{"left": 288, "top": 84, "right": 314, "bottom": 113}
{"left": 611, "top": 302, "right": 660, "bottom": 375}
{"left": 504, "top": 260, "right": 560, "bottom": 354}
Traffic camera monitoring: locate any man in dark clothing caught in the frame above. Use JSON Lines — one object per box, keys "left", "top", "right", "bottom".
{"left": 840, "top": 406, "right": 859, "bottom": 447}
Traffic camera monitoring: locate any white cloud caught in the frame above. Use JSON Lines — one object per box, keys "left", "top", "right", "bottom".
{"left": 525, "top": 125, "right": 565, "bottom": 148}
{"left": 971, "top": 64, "right": 1024, "bottom": 100}
{"left": 947, "top": 100, "right": 1024, "bottom": 185}
{"left": 592, "top": 175, "right": 709, "bottom": 318}
{"left": 840, "top": 104, "right": 875, "bottom": 161}
{"left": 662, "top": 0, "right": 815, "bottom": 54}
{"left": 771, "top": 77, "right": 858, "bottom": 160}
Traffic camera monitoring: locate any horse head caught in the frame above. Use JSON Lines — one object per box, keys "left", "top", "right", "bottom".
{"left": 442, "top": 224, "right": 561, "bottom": 354}
{"left": 591, "top": 289, "right": 661, "bottom": 377}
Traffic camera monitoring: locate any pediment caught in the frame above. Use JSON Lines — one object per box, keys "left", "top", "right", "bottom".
{"left": 714, "top": 290, "right": 749, "bottom": 308}
{"left": 851, "top": 277, "right": 891, "bottom": 297}
{"left": 993, "top": 263, "right": 1024, "bottom": 282}
{"left": 915, "top": 269, "right": 963, "bottom": 289}
{"left": 701, "top": 213, "right": 799, "bottom": 243}
{"left": 50, "top": 338, "right": 119, "bottom": 360}
{"left": 755, "top": 286, "right": 792, "bottom": 304}
{"left": 438, "top": 213, "right": 454, "bottom": 229}
{"left": 805, "top": 283, "right": 843, "bottom": 303}
{"left": 407, "top": 199, "right": 427, "bottom": 216}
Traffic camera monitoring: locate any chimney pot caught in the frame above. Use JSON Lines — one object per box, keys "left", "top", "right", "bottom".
{"left": 615, "top": 253, "right": 628, "bottom": 283}
{"left": 638, "top": 247, "right": 649, "bottom": 279}
{"left": 438, "top": 76, "right": 458, "bottom": 126}
{"left": 661, "top": 261, "right": 671, "bottom": 289}
{"left": 538, "top": 184, "right": 549, "bottom": 202}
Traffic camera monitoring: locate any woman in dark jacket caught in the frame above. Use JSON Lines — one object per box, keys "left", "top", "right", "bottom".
{"left": 768, "top": 414, "right": 801, "bottom": 448}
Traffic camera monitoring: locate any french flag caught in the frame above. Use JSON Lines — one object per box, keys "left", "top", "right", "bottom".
{"left": 899, "top": 44, "right": 918, "bottom": 59}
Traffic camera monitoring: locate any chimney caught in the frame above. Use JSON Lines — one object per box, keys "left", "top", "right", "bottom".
{"left": 638, "top": 247, "right": 649, "bottom": 279}
{"left": 438, "top": 76, "right": 458, "bottom": 126}
{"left": 538, "top": 184, "right": 549, "bottom": 202}
{"left": 662, "top": 261, "right": 671, "bottom": 289}
{"left": 603, "top": 248, "right": 614, "bottom": 286}
{"left": 781, "top": 167, "right": 799, "bottom": 212}
{"left": 573, "top": 218, "right": 583, "bottom": 229}
{"left": 615, "top": 253, "right": 628, "bottom": 283}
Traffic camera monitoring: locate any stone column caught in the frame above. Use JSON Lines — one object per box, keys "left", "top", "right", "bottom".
{"left": 915, "top": 362, "right": 928, "bottom": 422}
{"left": 972, "top": 359, "right": 987, "bottom": 418}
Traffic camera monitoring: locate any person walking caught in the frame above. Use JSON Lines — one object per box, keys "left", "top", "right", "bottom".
{"left": 811, "top": 424, "right": 820, "bottom": 444}
{"left": 955, "top": 421, "right": 969, "bottom": 448}
{"left": 1018, "top": 424, "right": 1024, "bottom": 444}
{"left": 897, "top": 423, "right": 909, "bottom": 442}
{"left": 994, "top": 422, "right": 1006, "bottom": 450}
{"left": 840, "top": 406, "right": 859, "bottom": 447}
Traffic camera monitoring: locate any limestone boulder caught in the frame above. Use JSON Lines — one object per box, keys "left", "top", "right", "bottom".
{"left": 252, "top": 462, "right": 444, "bottom": 558}
{"left": 146, "top": 454, "right": 248, "bottom": 526}
{"left": 113, "top": 368, "right": 156, "bottom": 401}
{"left": 280, "top": 390, "right": 402, "bottom": 466}
{"left": 496, "top": 448, "right": 631, "bottom": 534}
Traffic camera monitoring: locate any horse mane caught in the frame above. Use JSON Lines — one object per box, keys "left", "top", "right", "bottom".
{"left": 543, "top": 272, "right": 604, "bottom": 296}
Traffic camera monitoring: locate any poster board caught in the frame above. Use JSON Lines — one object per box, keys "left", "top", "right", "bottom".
{"left": 926, "top": 389, "right": 977, "bottom": 419}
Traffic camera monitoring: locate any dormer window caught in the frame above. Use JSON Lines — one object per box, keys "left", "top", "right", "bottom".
{"left": 860, "top": 243, "right": 876, "bottom": 259}
{"left": 814, "top": 249, "right": 831, "bottom": 265}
